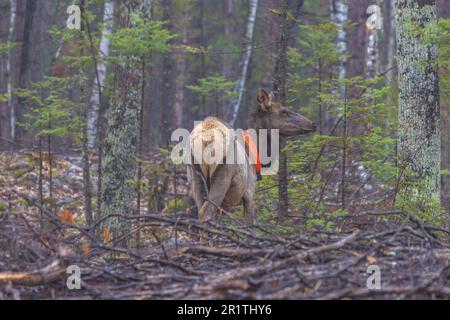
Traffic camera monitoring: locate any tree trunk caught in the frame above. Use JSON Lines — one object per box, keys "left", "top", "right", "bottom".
{"left": 365, "top": 2, "right": 380, "bottom": 79}
{"left": 327, "top": 0, "right": 348, "bottom": 132}
{"left": 223, "top": 0, "right": 234, "bottom": 79}
{"left": 437, "top": 0, "right": 449, "bottom": 208}
{"left": 7, "top": 0, "right": 17, "bottom": 141}
{"left": 227, "top": 0, "right": 258, "bottom": 126}
{"left": 87, "top": 0, "right": 114, "bottom": 148}
{"left": 80, "top": 0, "right": 93, "bottom": 226}
{"left": 395, "top": 0, "right": 440, "bottom": 202}
{"left": 273, "top": 0, "right": 289, "bottom": 220}
{"left": 173, "top": 4, "right": 189, "bottom": 129}
{"left": 0, "top": 0, "right": 16, "bottom": 143}
{"left": 99, "top": 4, "right": 141, "bottom": 246}
{"left": 160, "top": 0, "right": 173, "bottom": 146}
{"left": 381, "top": 0, "right": 396, "bottom": 83}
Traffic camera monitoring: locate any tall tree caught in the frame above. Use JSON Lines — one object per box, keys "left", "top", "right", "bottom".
{"left": 227, "top": 0, "right": 258, "bottom": 126}
{"left": 7, "top": 0, "right": 17, "bottom": 141}
{"left": 395, "top": 0, "right": 440, "bottom": 202}
{"left": 273, "top": 0, "right": 289, "bottom": 220}
{"left": 0, "top": 0, "right": 16, "bottom": 142}
{"left": 172, "top": 1, "right": 190, "bottom": 129}
{"left": 160, "top": 0, "right": 173, "bottom": 146}
{"left": 223, "top": 0, "right": 234, "bottom": 79}
{"left": 99, "top": 3, "right": 141, "bottom": 245}
{"left": 437, "top": 0, "right": 450, "bottom": 207}
{"left": 327, "top": 0, "right": 348, "bottom": 132}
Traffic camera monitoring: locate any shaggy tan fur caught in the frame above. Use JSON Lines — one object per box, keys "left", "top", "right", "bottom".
{"left": 190, "top": 117, "right": 233, "bottom": 180}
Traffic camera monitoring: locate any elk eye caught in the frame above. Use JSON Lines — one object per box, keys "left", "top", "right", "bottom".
{"left": 281, "top": 110, "right": 289, "bottom": 116}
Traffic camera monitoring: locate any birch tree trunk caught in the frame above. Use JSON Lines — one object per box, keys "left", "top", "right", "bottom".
{"left": 327, "top": 0, "right": 348, "bottom": 132}
{"left": 330, "top": 0, "right": 348, "bottom": 86}
{"left": 227, "top": 0, "right": 258, "bottom": 126}
{"left": 365, "top": 2, "right": 380, "bottom": 79}
{"left": 395, "top": 0, "right": 440, "bottom": 202}
{"left": 87, "top": 0, "right": 114, "bottom": 147}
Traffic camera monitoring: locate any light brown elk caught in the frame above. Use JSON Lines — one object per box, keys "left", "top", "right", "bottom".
{"left": 187, "top": 89, "right": 316, "bottom": 223}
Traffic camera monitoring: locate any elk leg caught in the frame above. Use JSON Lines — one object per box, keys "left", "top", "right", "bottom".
{"left": 188, "top": 166, "right": 206, "bottom": 219}
{"left": 243, "top": 192, "right": 255, "bottom": 224}
{"left": 199, "top": 174, "right": 232, "bottom": 221}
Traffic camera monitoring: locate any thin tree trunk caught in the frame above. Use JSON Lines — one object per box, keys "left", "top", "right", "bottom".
{"left": 273, "top": 0, "right": 289, "bottom": 220}
{"left": 365, "top": 3, "right": 379, "bottom": 79}
{"left": 47, "top": 117, "right": 53, "bottom": 215}
{"left": 87, "top": 0, "right": 114, "bottom": 147}
{"left": 223, "top": 0, "right": 233, "bottom": 79}
{"left": 227, "top": 0, "right": 258, "bottom": 126}
{"left": 80, "top": 0, "right": 93, "bottom": 226}
{"left": 7, "top": 0, "right": 17, "bottom": 141}
{"left": 327, "top": 0, "right": 348, "bottom": 132}
{"left": 160, "top": 0, "right": 173, "bottom": 146}
{"left": 437, "top": 0, "right": 450, "bottom": 209}
{"left": 382, "top": 0, "right": 396, "bottom": 83}
{"left": 395, "top": 0, "right": 440, "bottom": 202}
{"left": 84, "top": 1, "right": 114, "bottom": 218}
{"left": 173, "top": 6, "right": 189, "bottom": 129}
{"left": 38, "top": 135, "right": 43, "bottom": 229}
{"left": 199, "top": 0, "right": 206, "bottom": 117}
{"left": 136, "top": 0, "right": 152, "bottom": 247}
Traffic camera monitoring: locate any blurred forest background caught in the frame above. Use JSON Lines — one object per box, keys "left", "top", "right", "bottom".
{"left": 0, "top": 0, "right": 450, "bottom": 300}
{"left": 0, "top": 0, "right": 449, "bottom": 237}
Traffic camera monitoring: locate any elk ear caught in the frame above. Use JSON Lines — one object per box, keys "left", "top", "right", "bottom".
{"left": 257, "top": 88, "right": 271, "bottom": 111}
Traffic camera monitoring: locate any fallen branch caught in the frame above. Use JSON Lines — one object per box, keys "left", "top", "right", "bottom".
{"left": 0, "top": 245, "right": 75, "bottom": 286}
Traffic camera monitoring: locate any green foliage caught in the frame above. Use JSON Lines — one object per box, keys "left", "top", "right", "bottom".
{"left": 396, "top": 170, "right": 446, "bottom": 225}
{"left": 186, "top": 75, "right": 235, "bottom": 116}
{"left": 109, "top": 16, "right": 175, "bottom": 66}
{"left": 16, "top": 77, "right": 80, "bottom": 141}
{"left": 0, "top": 42, "right": 15, "bottom": 56}
{"left": 186, "top": 75, "right": 235, "bottom": 97}
{"left": 255, "top": 15, "right": 402, "bottom": 231}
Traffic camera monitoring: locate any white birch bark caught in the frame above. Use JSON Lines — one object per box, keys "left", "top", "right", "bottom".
{"left": 227, "top": 0, "right": 258, "bottom": 126}
{"left": 330, "top": 0, "right": 348, "bottom": 88}
{"left": 365, "top": 25, "right": 378, "bottom": 79}
{"left": 87, "top": 0, "right": 114, "bottom": 147}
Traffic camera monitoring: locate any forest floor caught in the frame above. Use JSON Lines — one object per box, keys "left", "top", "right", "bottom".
{"left": 0, "top": 150, "right": 449, "bottom": 299}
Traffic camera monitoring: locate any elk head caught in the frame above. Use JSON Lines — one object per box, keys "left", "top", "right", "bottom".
{"left": 251, "top": 88, "right": 317, "bottom": 136}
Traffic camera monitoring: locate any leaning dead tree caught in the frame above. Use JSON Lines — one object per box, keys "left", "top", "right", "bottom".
{"left": 227, "top": 0, "right": 258, "bottom": 126}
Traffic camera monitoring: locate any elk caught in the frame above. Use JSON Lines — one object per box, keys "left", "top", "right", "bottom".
{"left": 187, "top": 89, "right": 316, "bottom": 223}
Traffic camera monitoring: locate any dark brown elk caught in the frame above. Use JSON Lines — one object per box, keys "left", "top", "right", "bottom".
{"left": 187, "top": 89, "right": 316, "bottom": 223}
